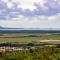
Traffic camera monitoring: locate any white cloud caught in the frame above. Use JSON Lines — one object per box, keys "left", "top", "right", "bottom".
{"left": 0, "top": 0, "right": 60, "bottom": 29}
{"left": 7, "top": 2, "right": 14, "bottom": 8}
{"left": 0, "top": 13, "right": 60, "bottom": 29}
{"left": 0, "top": 19, "right": 49, "bottom": 28}
{"left": 2, "top": 0, "right": 46, "bottom": 11}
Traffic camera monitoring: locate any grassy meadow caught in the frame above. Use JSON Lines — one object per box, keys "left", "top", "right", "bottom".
{"left": 0, "top": 33, "right": 60, "bottom": 44}
{"left": 0, "top": 33, "right": 60, "bottom": 60}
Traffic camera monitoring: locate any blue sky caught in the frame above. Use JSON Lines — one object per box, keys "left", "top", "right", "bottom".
{"left": 0, "top": 0, "right": 60, "bottom": 29}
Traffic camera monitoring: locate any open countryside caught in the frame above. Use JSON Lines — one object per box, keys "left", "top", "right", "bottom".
{"left": 0, "top": 30, "right": 60, "bottom": 60}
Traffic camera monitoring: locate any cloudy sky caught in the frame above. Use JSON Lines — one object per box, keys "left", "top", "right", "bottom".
{"left": 0, "top": 0, "right": 60, "bottom": 29}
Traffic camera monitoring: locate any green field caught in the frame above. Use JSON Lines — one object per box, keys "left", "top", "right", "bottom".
{"left": 0, "top": 33, "right": 60, "bottom": 60}
{"left": 0, "top": 33, "right": 60, "bottom": 44}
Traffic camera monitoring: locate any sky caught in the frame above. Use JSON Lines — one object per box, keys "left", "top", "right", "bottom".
{"left": 0, "top": 0, "right": 60, "bottom": 29}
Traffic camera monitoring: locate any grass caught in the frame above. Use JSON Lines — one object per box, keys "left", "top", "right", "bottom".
{"left": 0, "top": 33, "right": 60, "bottom": 43}
{"left": 1, "top": 47, "right": 60, "bottom": 60}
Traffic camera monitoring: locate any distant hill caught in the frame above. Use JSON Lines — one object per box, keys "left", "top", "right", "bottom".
{"left": 0, "top": 26, "right": 60, "bottom": 30}
{"left": 0, "top": 26, "right": 4, "bottom": 29}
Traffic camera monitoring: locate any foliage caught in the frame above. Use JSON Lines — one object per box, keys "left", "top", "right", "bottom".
{"left": 0, "top": 47, "right": 60, "bottom": 60}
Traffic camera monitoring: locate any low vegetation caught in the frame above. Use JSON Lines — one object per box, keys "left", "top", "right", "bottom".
{"left": 0, "top": 47, "right": 60, "bottom": 60}
{"left": 0, "top": 33, "right": 60, "bottom": 43}
{"left": 0, "top": 33, "right": 60, "bottom": 60}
